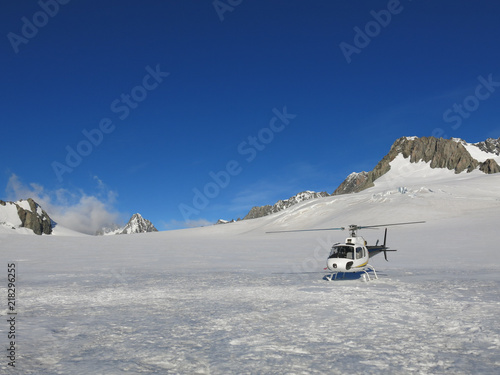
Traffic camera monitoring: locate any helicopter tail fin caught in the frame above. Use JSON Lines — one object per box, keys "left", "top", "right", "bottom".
{"left": 383, "top": 228, "right": 388, "bottom": 261}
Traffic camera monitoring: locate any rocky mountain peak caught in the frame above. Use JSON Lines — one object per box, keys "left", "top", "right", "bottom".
{"left": 333, "top": 136, "right": 500, "bottom": 195}
{"left": 122, "top": 213, "right": 156, "bottom": 234}
{"left": 96, "top": 213, "right": 158, "bottom": 235}
{"left": 0, "top": 198, "right": 53, "bottom": 235}
{"left": 120, "top": 213, "right": 158, "bottom": 234}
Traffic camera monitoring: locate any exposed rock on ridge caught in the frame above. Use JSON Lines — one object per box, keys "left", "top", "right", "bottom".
{"left": 244, "top": 191, "right": 329, "bottom": 220}
{"left": 393, "top": 137, "right": 479, "bottom": 173}
{"left": 479, "top": 158, "right": 500, "bottom": 174}
{"left": 474, "top": 138, "right": 500, "bottom": 155}
{"left": 333, "top": 136, "right": 500, "bottom": 195}
{"left": 0, "top": 198, "right": 53, "bottom": 235}
{"left": 332, "top": 172, "right": 369, "bottom": 196}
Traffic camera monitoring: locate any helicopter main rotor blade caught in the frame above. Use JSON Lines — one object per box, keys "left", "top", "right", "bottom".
{"left": 358, "top": 221, "right": 426, "bottom": 229}
{"left": 266, "top": 227, "right": 345, "bottom": 234}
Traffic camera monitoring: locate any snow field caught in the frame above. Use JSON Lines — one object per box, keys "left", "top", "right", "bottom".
{"left": 6, "top": 269, "right": 500, "bottom": 374}
{"left": 1, "top": 158, "right": 500, "bottom": 374}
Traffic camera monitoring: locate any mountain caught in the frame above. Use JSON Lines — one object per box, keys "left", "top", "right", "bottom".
{"left": 243, "top": 191, "right": 330, "bottom": 220}
{"left": 333, "top": 136, "right": 500, "bottom": 195}
{"left": 0, "top": 198, "right": 53, "bottom": 235}
{"left": 97, "top": 213, "right": 158, "bottom": 235}
{"left": 121, "top": 213, "right": 158, "bottom": 234}
{"left": 241, "top": 136, "right": 499, "bottom": 221}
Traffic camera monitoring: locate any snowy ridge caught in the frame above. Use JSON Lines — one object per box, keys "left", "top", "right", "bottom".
{"left": 275, "top": 190, "right": 329, "bottom": 208}
{"left": 243, "top": 190, "right": 329, "bottom": 220}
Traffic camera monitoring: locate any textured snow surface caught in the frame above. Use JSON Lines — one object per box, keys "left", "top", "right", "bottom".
{"left": 9, "top": 268, "right": 500, "bottom": 374}
{"left": 1, "top": 161, "right": 500, "bottom": 374}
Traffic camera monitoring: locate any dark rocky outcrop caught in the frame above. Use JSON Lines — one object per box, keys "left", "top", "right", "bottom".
{"left": 17, "top": 198, "right": 53, "bottom": 235}
{"left": 332, "top": 172, "right": 369, "bottom": 196}
{"left": 479, "top": 158, "right": 500, "bottom": 174}
{"left": 244, "top": 205, "right": 273, "bottom": 220}
{"left": 0, "top": 198, "right": 53, "bottom": 235}
{"left": 392, "top": 136, "right": 479, "bottom": 173}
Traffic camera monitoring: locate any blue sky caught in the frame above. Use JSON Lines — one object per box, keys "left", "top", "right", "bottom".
{"left": 1, "top": 0, "right": 500, "bottom": 233}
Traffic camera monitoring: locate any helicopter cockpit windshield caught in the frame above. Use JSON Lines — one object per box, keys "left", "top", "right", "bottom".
{"left": 329, "top": 245, "right": 354, "bottom": 260}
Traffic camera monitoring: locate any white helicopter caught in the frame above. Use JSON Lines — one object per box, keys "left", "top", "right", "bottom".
{"left": 267, "top": 221, "right": 425, "bottom": 281}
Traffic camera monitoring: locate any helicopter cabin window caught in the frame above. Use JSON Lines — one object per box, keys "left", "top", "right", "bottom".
{"left": 356, "top": 247, "right": 363, "bottom": 259}
{"left": 330, "top": 245, "right": 354, "bottom": 259}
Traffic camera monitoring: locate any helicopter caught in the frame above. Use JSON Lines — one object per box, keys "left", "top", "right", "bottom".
{"left": 267, "top": 221, "right": 425, "bottom": 281}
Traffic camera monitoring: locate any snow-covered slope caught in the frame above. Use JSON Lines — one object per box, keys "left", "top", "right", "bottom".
{"left": 1, "top": 158, "right": 500, "bottom": 374}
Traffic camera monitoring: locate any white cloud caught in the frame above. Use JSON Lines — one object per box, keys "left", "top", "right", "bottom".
{"left": 5, "top": 174, "right": 123, "bottom": 235}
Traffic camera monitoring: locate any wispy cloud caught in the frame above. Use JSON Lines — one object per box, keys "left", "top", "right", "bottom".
{"left": 5, "top": 174, "right": 123, "bottom": 235}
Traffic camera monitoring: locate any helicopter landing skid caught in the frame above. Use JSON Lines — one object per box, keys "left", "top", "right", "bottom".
{"left": 326, "top": 264, "right": 378, "bottom": 282}
{"left": 361, "top": 264, "right": 378, "bottom": 282}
